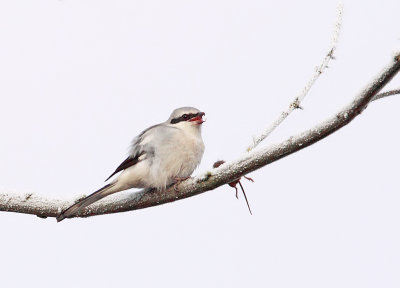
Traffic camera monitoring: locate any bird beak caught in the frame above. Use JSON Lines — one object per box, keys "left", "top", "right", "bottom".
{"left": 189, "top": 112, "right": 206, "bottom": 125}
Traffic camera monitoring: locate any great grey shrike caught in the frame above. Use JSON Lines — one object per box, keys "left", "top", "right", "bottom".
{"left": 57, "top": 107, "right": 205, "bottom": 222}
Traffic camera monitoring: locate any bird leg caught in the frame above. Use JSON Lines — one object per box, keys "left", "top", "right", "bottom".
{"left": 243, "top": 176, "right": 254, "bottom": 182}
{"left": 173, "top": 176, "right": 190, "bottom": 192}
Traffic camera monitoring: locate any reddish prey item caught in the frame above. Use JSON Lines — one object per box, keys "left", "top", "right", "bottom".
{"left": 188, "top": 112, "right": 205, "bottom": 125}
{"left": 213, "top": 160, "right": 254, "bottom": 215}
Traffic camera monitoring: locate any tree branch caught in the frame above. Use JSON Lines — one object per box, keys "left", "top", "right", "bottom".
{"left": 372, "top": 89, "right": 400, "bottom": 102}
{"left": 247, "top": 4, "right": 343, "bottom": 151}
{"left": 1, "top": 53, "right": 399, "bottom": 220}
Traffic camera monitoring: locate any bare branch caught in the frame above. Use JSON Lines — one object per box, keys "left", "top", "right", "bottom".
{"left": 1, "top": 52, "right": 399, "bottom": 220}
{"left": 247, "top": 4, "right": 344, "bottom": 151}
{"left": 371, "top": 89, "right": 400, "bottom": 102}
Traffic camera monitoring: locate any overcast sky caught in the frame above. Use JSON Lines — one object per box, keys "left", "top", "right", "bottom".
{"left": 1, "top": 1, "right": 400, "bottom": 287}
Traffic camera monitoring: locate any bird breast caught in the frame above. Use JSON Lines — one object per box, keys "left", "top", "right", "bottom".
{"left": 149, "top": 130, "right": 204, "bottom": 189}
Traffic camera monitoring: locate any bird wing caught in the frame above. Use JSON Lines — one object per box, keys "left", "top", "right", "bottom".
{"left": 104, "top": 154, "right": 142, "bottom": 182}
{"left": 104, "top": 124, "right": 174, "bottom": 182}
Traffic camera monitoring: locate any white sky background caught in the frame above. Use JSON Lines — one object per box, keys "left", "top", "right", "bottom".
{"left": 1, "top": 0, "right": 400, "bottom": 287}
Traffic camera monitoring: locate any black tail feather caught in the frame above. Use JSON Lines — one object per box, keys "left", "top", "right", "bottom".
{"left": 57, "top": 183, "right": 116, "bottom": 222}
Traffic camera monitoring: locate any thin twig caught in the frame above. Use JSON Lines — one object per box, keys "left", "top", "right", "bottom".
{"left": 371, "top": 89, "right": 400, "bottom": 102}
{"left": 247, "top": 4, "right": 344, "bottom": 152}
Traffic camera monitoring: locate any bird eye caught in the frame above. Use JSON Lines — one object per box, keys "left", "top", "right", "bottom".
{"left": 182, "top": 114, "right": 189, "bottom": 120}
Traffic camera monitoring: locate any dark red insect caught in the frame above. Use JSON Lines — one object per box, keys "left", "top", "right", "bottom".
{"left": 213, "top": 160, "right": 254, "bottom": 215}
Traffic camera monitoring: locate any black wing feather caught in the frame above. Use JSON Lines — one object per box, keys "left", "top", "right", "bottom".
{"left": 105, "top": 153, "right": 142, "bottom": 182}
{"left": 104, "top": 124, "right": 161, "bottom": 182}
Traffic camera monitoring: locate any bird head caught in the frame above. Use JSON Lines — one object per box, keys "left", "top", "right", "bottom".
{"left": 168, "top": 107, "right": 206, "bottom": 128}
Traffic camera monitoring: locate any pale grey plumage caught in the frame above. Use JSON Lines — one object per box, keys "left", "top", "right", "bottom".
{"left": 57, "top": 107, "right": 205, "bottom": 222}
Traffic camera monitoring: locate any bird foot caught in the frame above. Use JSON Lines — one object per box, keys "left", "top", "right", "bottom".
{"left": 173, "top": 176, "right": 190, "bottom": 192}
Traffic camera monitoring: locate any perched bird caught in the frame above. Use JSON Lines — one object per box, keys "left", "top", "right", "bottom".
{"left": 57, "top": 107, "right": 205, "bottom": 222}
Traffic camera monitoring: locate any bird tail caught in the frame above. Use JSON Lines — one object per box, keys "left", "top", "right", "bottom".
{"left": 57, "top": 182, "right": 119, "bottom": 222}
